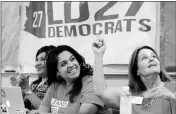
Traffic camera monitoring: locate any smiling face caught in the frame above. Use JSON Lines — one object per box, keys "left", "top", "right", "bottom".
{"left": 57, "top": 51, "right": 81, "bottom": 83}
{"left": 35, "top": 52, "right": 47, "bottom": 76}
{"left": 137, "top": 48, "right": 160, "bottom": 77}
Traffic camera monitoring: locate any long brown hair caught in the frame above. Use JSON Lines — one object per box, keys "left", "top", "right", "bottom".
{"left": 33, "top": 45, "right": 56, "bottom": 85}
{"left": 47, "top": 45, "right": 93, "bottom": 103}
{"left": 128, "top": 46, "right": 172, "bottom": 95}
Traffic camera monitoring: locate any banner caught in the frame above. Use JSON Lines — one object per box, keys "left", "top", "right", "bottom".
{"left": 19, "top": 2, "right": 158, "bottom": 73}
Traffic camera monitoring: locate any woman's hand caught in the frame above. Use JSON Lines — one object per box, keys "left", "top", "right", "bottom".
{"left": 17, "top": 73, "right": 32, "bottom": 93}
{"left": 92, "top": 38, "right": 106, "bottom": 56}
{"left": 152, "top": 86, "right": 175, "bottom": 100}
{"left": 144, "top": 86, "right": 175, "bottom": 100}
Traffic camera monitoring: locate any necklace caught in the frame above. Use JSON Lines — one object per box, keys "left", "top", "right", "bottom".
{"left": 141, "top": 82, "right": 164, "bottom": 111}
{"left": 141, "top": 95, "right": 159, "bottom": 110}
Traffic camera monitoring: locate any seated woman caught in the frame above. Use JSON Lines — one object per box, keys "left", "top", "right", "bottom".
{"left": 10, "top": 45, "right": 56, "bottom": 110}
{"left": 30, "top": 45, "right": 104, "bottom": 114}
{"left": 92, "top": 38, "right": 176, "bottom": 114}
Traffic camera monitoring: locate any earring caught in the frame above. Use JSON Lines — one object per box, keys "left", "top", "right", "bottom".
{"left": 137, "top": 73, "right": 140, "bottom": 77}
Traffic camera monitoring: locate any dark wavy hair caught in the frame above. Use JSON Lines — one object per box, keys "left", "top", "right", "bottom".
{"left": 33, "top": 45, "right": 56, "bottom": 85}
{"left": 47, "top": 45, "right": 93, "bottom": 103}
{"left": 128, "top": 45, "right": 172, "bottom": 95}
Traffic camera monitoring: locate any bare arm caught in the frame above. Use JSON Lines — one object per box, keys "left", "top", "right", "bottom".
{"left": 31, "top": 105, "right": 63, "bottom": 114}
{"left": 93, "top": 53, "right": 122, "bottom": 110}
{"left": 93, "top": 53, "right": 106, "bottom": 97}
{"left": 25, "top": 92, "right": 42, "bottom": 109}
{"left": 29, "top": 107, "right": 63, "bottom": 114}
{"left": 92, "top": 38, "right": 123, "bottom": 110}
{"left": 32, "top": 104, "right": 98, "bottom": 114}
{"left": 37, "top": 103, "right": 98, "bottom": 114}
{"left": 79, "top": 103, "right": 98, "bottom": 114}
{"left": 38, "top": 105, "right": 50, "bottom": 113}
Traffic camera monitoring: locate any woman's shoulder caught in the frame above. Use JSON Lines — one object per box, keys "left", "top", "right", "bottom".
{"left": 165, "top": 80, "right": 176, "bottom": 92}
{"left": 82, "top": 75, "right": 93, "bottom": 84}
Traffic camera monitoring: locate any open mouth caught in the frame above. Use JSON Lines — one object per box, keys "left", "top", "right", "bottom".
{"left": 148, "top": 63, "right": 157, "bottom": 68}
{"left": 67, "top": 66, "right": 77, "bottom": 74}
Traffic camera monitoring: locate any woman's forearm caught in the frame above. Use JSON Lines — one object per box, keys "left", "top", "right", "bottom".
{"left": 93, "top": 54, "right": 124, "bottom": 109}
{"left": 79, "top": 103, "right": 98, "bottom": 114}
{"left": 93, "top": 54, "right": 107, "bottom": 96}
{"left": 172, "top": 91, "right": 176, "bottom": 100}
{"left": 26, "top": 92, "right": 42, "bottom": 109}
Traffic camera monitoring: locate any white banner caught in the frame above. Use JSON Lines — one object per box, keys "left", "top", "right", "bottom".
{"left": 19, "top": 2, "right": 158, "bottom": 73}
